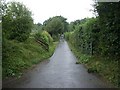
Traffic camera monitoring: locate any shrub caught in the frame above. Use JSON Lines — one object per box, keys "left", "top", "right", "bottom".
{"left": 2, "top": 2, "right": 33, "bottom": 42}
{"left": 34, "top": 31, "right": 53, "bottom": 51}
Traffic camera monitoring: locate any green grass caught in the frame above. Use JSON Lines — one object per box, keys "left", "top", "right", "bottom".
{"left": 68, "top": 41, "right": 119, "bottom": 87}
{"left": 3, "top": 38, "right": 58, "bottom": 78}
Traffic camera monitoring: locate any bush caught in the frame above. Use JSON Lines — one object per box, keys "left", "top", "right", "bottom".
{"left": 65, "top": 32, "right": 74, "bottom": 41}
{"left": 2, "top": 37, "right": 57, "bottom": 78}
{"left": 64, "top": 32, "right": 70, "bottom": 40}
{"left": 2, "top": 2, "right": 33, "bottom": 42}
{"left": 42, "top": 31, "right": 53, "bottom": 45}
{"left": 34, "top": 31, "right": 53, "bottom": 51}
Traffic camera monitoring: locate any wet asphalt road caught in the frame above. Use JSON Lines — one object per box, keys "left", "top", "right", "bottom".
{"left": 3, "top": 40, "right": 110, "bottom": 88}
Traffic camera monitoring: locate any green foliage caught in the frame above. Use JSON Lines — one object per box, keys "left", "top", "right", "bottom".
{"left": 2, "top": 0, "right": 119, "bottom": 87}
{"left": 68, "top": 41, "right": 118, "bottom": 87}
{"left": 2, "top": 1, "right": 57, "bottom": 79}
{"left": 2, "top": 37, "right": 57, "bottom": 78}
{"left": 2, "top": 2, "right": 33, "bottom": 42}
{"left": 35, "top": 31, "right": 53, "bottom": 45}
{"left": 65, "top": 18, "right": 99, "bottom": 55}
{"left": 66, "top": 3, "right": 120, "bottom": 86}
{"left": 94, "top": 3, "right": 120, "bottom": 86}
{"left": 68, "top": 18, "right": 89, "bottom": 32}
{"left": 31, "top": 23, "right": 43, "bottom": 35}
{"left": 42, "top": 31, "right": 53, "bottom": 45}
{"left": 95, "top": 2, "right": 120, "bottom": 57}
{"left": 64, "top": 32, "right": 73, "bottom": 41}
{"left": 42, "top": 16, "right": 68, "bottom": 40}
{"left": 34, "top": 31, "right": 53, "bottom": 51}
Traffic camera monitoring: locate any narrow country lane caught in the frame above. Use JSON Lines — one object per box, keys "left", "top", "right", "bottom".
{"left": 3, "top": 40, "right": 111, "bottom": 88}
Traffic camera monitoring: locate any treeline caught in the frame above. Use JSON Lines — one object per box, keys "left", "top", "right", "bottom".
{"left": 65, "top": 2, "right": 120, "bottom": 87}
{"left": 2, "top": 0, "right": 120, "bottom": 87}
{"left": 42, "top": 16, "right": 68, "bottom": 40}
{"left": 33, "top": 15, "right": 69, "bottom": 49}
{"left": 66, "top": 18, "right": 99, "bottom": 55}
{"left": 2, "top": 1, "right": 68, "bottom": 78}
{"left": 2, "top": 1, "right": 53, "bottom": 77}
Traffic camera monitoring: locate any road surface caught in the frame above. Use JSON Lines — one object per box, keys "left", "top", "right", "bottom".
{"left": 3, "top": 40, "right": 111, "bottom": 88}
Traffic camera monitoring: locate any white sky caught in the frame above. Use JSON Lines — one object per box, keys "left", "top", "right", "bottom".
{"left": 5, "top": 0, "right": 95, "bottom": 24}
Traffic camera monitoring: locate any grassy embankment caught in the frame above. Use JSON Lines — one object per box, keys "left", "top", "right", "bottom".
{"left": 3, "top": 37, "right": 58, "bottom": 78}
{"left": 67, "top": 41, "right": 118, "bottom": 87}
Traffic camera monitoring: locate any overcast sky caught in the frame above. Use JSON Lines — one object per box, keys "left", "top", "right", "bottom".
{"left": 5, "top": 0, "right": 95, "bottom": 24}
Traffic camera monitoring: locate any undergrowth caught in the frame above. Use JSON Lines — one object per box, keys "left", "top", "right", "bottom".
{"left": 68, "top": 41, "right": 119, "bottom": 87}
{"left": 2, "top": 37, "right": 57, "bottom": 78}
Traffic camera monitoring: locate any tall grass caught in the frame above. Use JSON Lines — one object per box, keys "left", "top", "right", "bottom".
{"left": 3, "top": 37, "right": 57, "bottom": 78}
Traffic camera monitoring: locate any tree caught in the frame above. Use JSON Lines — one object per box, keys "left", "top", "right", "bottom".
{"left": 71, "top": 18, "right": 99, "bottom": 55}
{"left": 95, "top": 2, "right": 120, "bottom": 57}
{"left": 2, "top": 2, "right": 33, "bottom": 42}
{"left": 42, "top": 16, "right": 68, "bottom": 37}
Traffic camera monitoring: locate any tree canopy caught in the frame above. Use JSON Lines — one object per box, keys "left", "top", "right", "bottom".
{"left": 43, "top": 16, "right": 68, "bottom": 36}
{"left": 2, "top": 2, "right": 33, "bottom": 42}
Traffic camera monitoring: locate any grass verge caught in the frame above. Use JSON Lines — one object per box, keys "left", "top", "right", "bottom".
{"left": 67, "top": 41, "right": 119, "bottom": 87}
{"left": 3, "top": 38, "right": 58, "bottom": 79}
